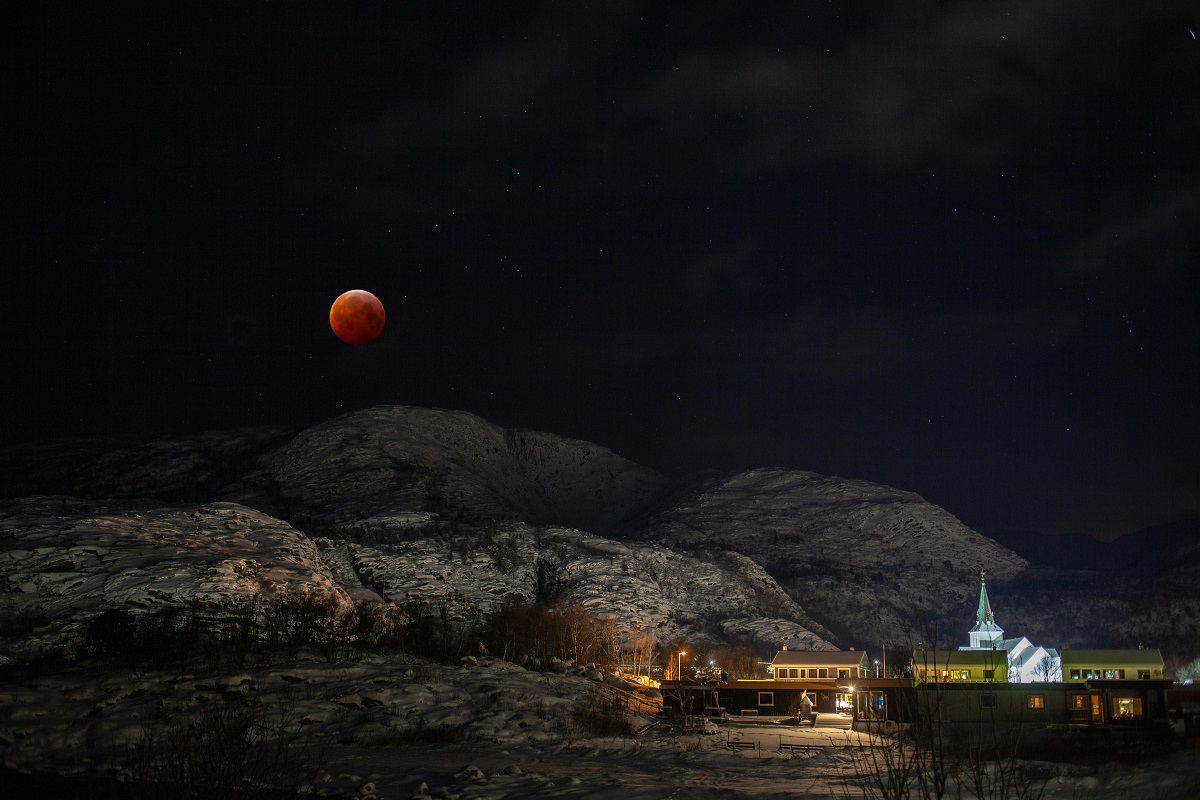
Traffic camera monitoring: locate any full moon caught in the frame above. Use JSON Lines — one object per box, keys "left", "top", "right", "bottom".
{"left": 329, "top": 289, "right": 385, "bottom": 345}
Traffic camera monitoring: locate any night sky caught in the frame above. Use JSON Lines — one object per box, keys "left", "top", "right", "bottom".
{"left": 7, "top": 3, "right": 1198, "bottom": 540}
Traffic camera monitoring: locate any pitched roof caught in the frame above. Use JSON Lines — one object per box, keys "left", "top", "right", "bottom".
{"left": 771, "top": 650, "right": 869, "bottom": 668}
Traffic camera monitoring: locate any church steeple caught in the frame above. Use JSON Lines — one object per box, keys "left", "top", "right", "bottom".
{"left": 975, "top": 569, "right": 996, "bottom": 627}
{"left": 967, "top": 569, "right": 1004, "bottom": 649}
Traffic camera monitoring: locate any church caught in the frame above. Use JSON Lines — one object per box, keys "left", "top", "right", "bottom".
{"left": 959, "top": 571, "right": 1061, "bottom": 683}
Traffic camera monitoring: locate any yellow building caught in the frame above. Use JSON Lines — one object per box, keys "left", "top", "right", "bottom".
{"left": 912, "top": 647, "right": 1007, "bottom": 683}
{"left": 1060, "top": 648, "right": 1164, "bottom": 681}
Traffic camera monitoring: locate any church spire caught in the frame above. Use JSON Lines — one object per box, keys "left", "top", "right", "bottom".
{"left": 967, "top": 569, "right": 1004, "bottom": 648}
{"left": 976, "top": 569, "right": 995, "bottom": 626}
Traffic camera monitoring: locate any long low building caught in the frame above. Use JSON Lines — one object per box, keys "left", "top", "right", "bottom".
{"left": 662, "top": 679, "right": 855, "bottom": 716}
{"left": 662, "top": 677, "right": 1172, "bottom": 736}
{"left": 1060, "top": 648, "right": 1165, "bottom": 681}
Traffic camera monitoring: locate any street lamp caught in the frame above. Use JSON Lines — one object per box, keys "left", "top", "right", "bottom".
{"left": 874, "top": 659, "right": 880, "bottom": 678}
{"left": 678, "top": 650, "right": 687, "bottom": 682}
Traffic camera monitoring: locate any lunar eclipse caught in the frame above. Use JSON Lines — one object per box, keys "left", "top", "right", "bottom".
{"left": 329, "top": 290, "right": 385, "bottom": 345}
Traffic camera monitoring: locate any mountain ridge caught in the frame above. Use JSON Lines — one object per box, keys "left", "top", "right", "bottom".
{"left": 2, "top": 405, "right": 1195, "bottom": 663}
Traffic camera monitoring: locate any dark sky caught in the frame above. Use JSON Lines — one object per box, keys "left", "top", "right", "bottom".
{"left": 7, "top": 3, "right": 1198, "bottom": 539}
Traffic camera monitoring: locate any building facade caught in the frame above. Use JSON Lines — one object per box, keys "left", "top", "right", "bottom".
{"left": 1060, "top": 648, "right": 1165, "bottom": 681}
{"left": 769, "top": 648, "right": 870, "bottom": 680}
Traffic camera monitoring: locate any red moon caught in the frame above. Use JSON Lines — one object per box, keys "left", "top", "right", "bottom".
{"left": 329, "top": 289, "right": 385, "bottom": 345}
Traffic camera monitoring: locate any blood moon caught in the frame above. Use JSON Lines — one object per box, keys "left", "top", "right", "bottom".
{"left": 329, "top": 289, "right": 385, "bottom": 345}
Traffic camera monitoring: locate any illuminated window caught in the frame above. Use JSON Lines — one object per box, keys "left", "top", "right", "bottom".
{"left": 1027, "top": 695, "right": 1045, "bottom": 709}
{"left": 758, "top": 692, "right": 774, "bottom": 707}
{"left": 979, "top": 694, "right": 997, "bottom": 709}
{"left": 1070, "top": 695, "right": 1089, "bottom": 710}
{"left": 1112, "top": 697, "right": 1142, "bottom": 718}
{"left": 1069, "top": 669, "right": 1080, "bottom": 680}
{"left": 959, "top": 670, "right": 970, "bottom": 680}
{"left": 1137, "top": 670, "right": 1150, "bottom": 679}
{"left": 1103, "top": 669, "right": 1125, "bottom": 679}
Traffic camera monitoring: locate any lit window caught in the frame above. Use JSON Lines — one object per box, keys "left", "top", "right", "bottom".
{"left": 1069, "top": 669, "right": 1080, "bottom": 680}
{"left": 1070, "top": 695, "right": 1088, "bottom": 710}
{"left": 1103, "top": 669, "right": 1125, "bottom": 679}
{"left": 1027, "top": 695, "right": 1045, "bottom": 709}
{"left": 758, "top": 692, "right": 774, "bottom": 707}
{"left": 959, "top": 670, "right": 970, "bottom": 680}
{"left": 1137, "top": 670, "right": 1150, "bottom": 679}
{"left": 1112, "top": 697, "right": 1143, "bottom": 718}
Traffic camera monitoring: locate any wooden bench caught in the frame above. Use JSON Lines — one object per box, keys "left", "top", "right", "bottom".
{"left": 778, "top": 741, "right": 824, "bottom": 755}
{"left": 726, "top": 739, "right": 757, "bottom": 751}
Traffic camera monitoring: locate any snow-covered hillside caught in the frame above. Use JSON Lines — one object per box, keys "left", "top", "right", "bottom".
{"left": 631, "top": 468, "right": 1027, "bottom": 647}
{"left": 0, "top": 496, "right": 834, "bottom": 665}
{"left": 1, "top": 405, "right": 1194, "bottom": 659}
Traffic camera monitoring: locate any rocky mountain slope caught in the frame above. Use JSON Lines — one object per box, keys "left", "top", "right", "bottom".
{"left": 630, "top": 468, "right": 1027, "bottom": 649}
{"left": 1, "top": 405, "right": 1195, "bottom": 663}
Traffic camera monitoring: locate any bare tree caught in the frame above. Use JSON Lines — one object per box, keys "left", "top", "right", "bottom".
{"left": 626, "top": 629, "right": 657, "bottom": 681}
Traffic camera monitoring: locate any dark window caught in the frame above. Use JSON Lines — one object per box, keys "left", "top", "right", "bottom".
{"left": 758, "top": 692, "right": 774, "bottom": 706}
{"left": 789, "top": 669, "right": 799, "bottom": 679}
{"left": 819, "top": 669, "right": 828, "bottom": 678}
{"left": 838, "top": 669, "right": 850, "bottom": 678}
{"left": 980, "top": 694, "right": 997, "bottom": 709}
{"left": 1137, "top": 670, "right": 1150, "bottom": 679}
{"left": 983, "top": 669, "right": 995, "bottom": 680}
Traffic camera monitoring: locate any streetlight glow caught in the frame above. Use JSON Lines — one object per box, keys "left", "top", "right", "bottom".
{"left": 678, "top": 650, "right": 687, "bottom": 682}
